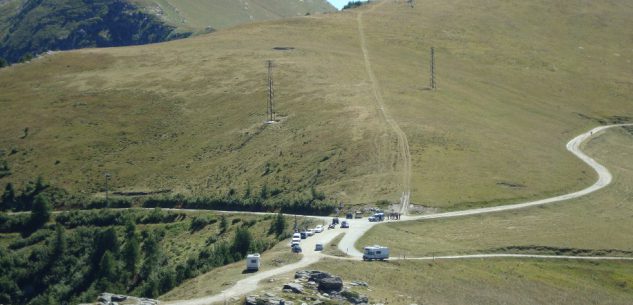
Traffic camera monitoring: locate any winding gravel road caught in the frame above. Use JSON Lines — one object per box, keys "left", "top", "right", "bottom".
{"left": 164, "top": 124, "right": 633, "bottom": 305}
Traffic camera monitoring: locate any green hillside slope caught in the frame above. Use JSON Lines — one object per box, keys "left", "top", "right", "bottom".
{"left": 0, "top": 0, "right": 632, "bottom": 211}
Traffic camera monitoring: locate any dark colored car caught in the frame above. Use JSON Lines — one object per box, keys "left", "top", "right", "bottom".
{"left": 291, "top": 244, "right": 302, "bottom": 253}
{"left": 346, "top": 213, "right": 353, "bottom": 219}
{"left": 341, "top": 220, "right": 349, "bottom": 228}
{"left": 300, "top": 231, "right": 307, "bottom": 239}
{"left": 332, "top": 217, "right": 340, "bottom": 225}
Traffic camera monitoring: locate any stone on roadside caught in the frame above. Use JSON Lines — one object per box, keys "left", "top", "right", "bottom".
{"left": 283, "top": 283, "right": 304, "bottom": 294}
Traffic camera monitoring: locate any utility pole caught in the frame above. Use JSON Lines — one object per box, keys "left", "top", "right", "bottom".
{"left": 104, "top": 172, "right": 111, "bottom": 205}
{"left": 430, "top": 47, "right": 436, "bottom": 90}
{"left": 266, "top": 60, "right": 275, "bottom": 123}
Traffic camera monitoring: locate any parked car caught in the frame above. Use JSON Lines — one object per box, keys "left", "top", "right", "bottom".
{"left": 315, "top": 225, "right": 323, "bottom": 233}
{"left": 332, "top": 217, "right": 340, "bottom": 225}
{"left": 368, "top": 216, "right": 377, "bottom": 222}
{"left": 362, "top": 245, "right": 389, "bottom": 261}
{"left": 292, "top": 244, "right": 302, "bottom": 253}
{"left": 315, "top": 243, "right": 324, "bottom": 251}
{"left": 291, "top": 240, "right": 300, "bottom": 247}
{"left": 346, "top": 213, "right": 353, "bottom": 219}
{"left": 307, "top": 229, "right": 315, "bottom": 236}
{"left": 328, "top": 223, "right": 335, "bottom": 229}
{"left": 300, "top": 231, "right": 308, "bottom": 239}
{"left": 293, "top": 233, "right": 301, "bottom": 239}
{"left": 341, "top": 220, "right": 349, "bottom": 228}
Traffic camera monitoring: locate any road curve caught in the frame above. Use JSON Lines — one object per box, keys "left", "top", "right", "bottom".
{"left": 339, "top": 124, "right": 633, "bottom": 257}
{"left": 401, "top": 124, "right": 633, "bottom": 221}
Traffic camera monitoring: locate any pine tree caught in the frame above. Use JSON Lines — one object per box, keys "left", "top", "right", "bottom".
{"left": 52, "top": 224, "right": 66, "bottom": 259}
{"left": 30, "top": 194, "right": 51, "bottom": 228}
{"left": 1, "top": 183, "right": 16, "bottom": 211}
{"left": 232, "top": 226, "right": 252, "bottom": 258}
{"left": 122, "top": 219, "right": 140, "bottom": 275}
{"left": 219, "top": 215, "right": 228, "bottom": 234}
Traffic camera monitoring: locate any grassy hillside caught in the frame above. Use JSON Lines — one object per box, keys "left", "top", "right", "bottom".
{"left": 359, "top": 127, "right": 633, "bottom": 256}
{"left": 0, "top": 0, "right": 632, "bottom": 210}
{"left": 301, "top": 259, "right": 633, "bottom": 305}
{"left": 131, "top": 0, "right": 336, "bottom": 32}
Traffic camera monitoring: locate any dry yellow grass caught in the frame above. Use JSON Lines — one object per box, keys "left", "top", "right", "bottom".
{"left": 1, "top": 0, "right": 632, "bottom": 210}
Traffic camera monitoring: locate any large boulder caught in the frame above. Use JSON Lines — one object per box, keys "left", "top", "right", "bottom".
{"left": 308, "top": 271, "right": 333, "bottom": 282}
{"left": 317, "top": 277, "right": 343, "bottom": 292}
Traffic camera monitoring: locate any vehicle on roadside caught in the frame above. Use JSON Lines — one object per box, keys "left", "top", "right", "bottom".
{"left": 300, "top": 231, "right": 308, "bottom": 239}
{"left": 341, "top": 220, "right": 349, "bottom": 228}
{"left": 346, "top": 213, "right": 353, "bottom": 219}
{"left": 362, "top": 245, "right": 389, "bottom": 261}
{"left": 291, "top": 244, "right": 302, "bottom": 253}
{"left": 355, "top": 211, "right": 363, "bottom": 219}
{"left": 291, "top": 239, "right": 300, "bottom": 247}
{"left": 246, "top": 253, "right": 260, "bottom": 271}
{"left": 293, "top": 232, "right": 301, "bottom": 239}
{"left": 332, "top": 217, "right": 340, "bottom": 225}
{"left": 307, "top": 229, "right": 315, "bottom": 236}
{"left": 328, "top": 223, "right": 335, "bottom": 229}
{"left": 315, "top": 225, "right": 323, "bottom": 233}
{"left": 373, "top": 213, "right": 385, "bottom": 221}
{"left": 315, "top": 243, "right": 324, "bottom": 251}
{"left": 368, "top": 216, "right": 377, "bottom": 222}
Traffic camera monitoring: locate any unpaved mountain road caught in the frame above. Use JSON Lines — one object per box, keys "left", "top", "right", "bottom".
{"left": 357, "top": 1, "right": 412, "bottom": 214}
{"left": 163, "top": 124, "right": 633, "bottom": 305}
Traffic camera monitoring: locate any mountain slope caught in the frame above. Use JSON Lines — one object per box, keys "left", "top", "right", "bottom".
{"left": 0, "top": 0, "right": 632, "bottom": 210}
{"left": 131, "top": 0, "right": 336, "bottom": 32}
{"left": 0, "top": 0, "right": 335, "bottom": 64}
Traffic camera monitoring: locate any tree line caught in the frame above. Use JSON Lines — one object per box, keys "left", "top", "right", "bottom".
{"left": 0, "top": 209, "right": 290, "bottom": 305}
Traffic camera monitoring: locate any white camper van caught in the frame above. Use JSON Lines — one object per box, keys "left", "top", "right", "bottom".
{"left": 246, "top": 253, "right": 261, "bottom": 271}
{"left": 362, "top": 245, "right": 389, "bottom": 261}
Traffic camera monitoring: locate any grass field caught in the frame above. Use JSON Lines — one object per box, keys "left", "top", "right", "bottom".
{"left": 359, "top": 127, "right": 633, "bottom": 256}
{"left": 131, "top": 0, "right": 336, "bottom": 33}
{"left": 298, "top": 258, "right": 633, "bottom": 305}
{"left": 1, "top": 0, "right": 632, "bottom": 209}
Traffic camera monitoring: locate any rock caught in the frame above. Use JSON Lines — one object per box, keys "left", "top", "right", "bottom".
{"left": 283, "top": 283, "right": 304, "bottom": 294}
{"left": 318, "top": 277, "right": 343, "bottom": 292}
{"left": 307, "top": 281, "right": 317, "bottom": 286}
{"left": 308, "top": 271, "right": 333, "bottom": 282}
{"left": 321, "top": 293, "right": 329, "bottom": 298}
{"left": 351, "top": 281, "right": 368, "bottom": 287}
{"left": 312, "top": 301, "right": 323, "bottom": 305}
{"left": 266, "top": 292, "right": 276, "bottom": 298}
{"left": 246, "top": 295, "right": 259, "bottom": 305}
{"left": 349, "top": 296, "right": 368, "bottom": 304}
{"left": 295, "top": 270, "right": 311, "bottom": 279}
{"left": 111, "top": 295, "right": 127, "bottom": 302}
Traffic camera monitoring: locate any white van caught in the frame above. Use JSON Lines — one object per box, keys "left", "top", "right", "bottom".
{"left": 362, "top": 245, "right": 389, "bottom": 261}
{"left": 246, "top": 253, "right": 260, "bottom": 271}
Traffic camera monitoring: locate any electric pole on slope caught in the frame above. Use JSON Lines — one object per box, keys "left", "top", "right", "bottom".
{"left": 266, "top": 60, "right": 275, "bottom": 123}
{"left": 430, "top": 47, "right": 436, "bottom": 90}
